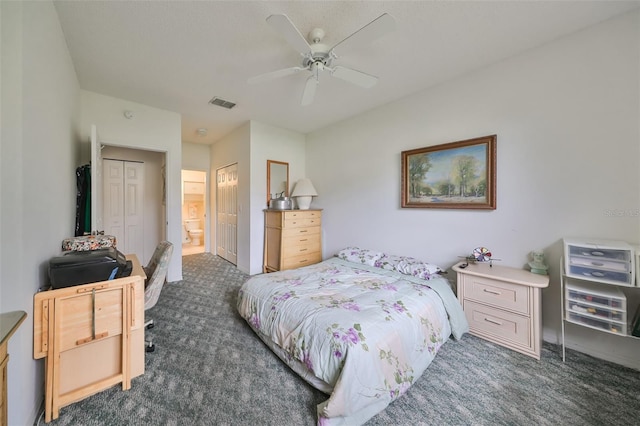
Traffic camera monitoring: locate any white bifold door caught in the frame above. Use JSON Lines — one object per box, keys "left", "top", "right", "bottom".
{"left": 103, "top": 159, "right": 145, "bottom": 259}
{"left": 216, "top": 163, "right": 237, "bottom": 265}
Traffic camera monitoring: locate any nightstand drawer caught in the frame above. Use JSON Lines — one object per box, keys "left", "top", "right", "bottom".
{"left": 462, "top": 276, "right": 530, "bottom": 315}
{"left": 464, "top": 300, "right": 530, "bottom": 347}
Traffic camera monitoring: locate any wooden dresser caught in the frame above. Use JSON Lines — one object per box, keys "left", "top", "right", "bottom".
{"left": 453, "top": 261, "right": 549, "bottom": 359}
{"left": 263, "top": 209, "right": 322, "bottom": 272}
{"left": 33, "top": 255, "right": 146, "bottom": 422}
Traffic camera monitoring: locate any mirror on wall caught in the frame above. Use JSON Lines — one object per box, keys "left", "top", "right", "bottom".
{"left": 267, "top": 160, "right": 289, "bottom": 205}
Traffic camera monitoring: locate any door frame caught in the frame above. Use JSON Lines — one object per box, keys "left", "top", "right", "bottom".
{"left": 93, "top": 138, "right": 167, "bottom": 266}
{"left": 181, "top": 168, "right": 209, "bottom": 254}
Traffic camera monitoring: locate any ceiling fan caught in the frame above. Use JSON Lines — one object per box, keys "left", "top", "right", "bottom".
{"left": 248, "top": 13, "right": 396, "bottom": 106}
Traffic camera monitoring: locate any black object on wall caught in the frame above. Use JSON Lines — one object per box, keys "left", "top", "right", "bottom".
{"left": 75, "top": 164, "right": 91, "bottom": 236}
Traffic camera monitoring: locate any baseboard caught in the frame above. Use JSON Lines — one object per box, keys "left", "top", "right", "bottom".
{"left": 31, "top": 397, "right": 46, "bottom": 426}
{"left": 543, "top": 327, "right": 640, "bottom": 371}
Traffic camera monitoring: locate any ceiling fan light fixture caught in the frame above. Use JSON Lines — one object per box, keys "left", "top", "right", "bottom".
{"left": 208, "top": 96, "right": 236, "bottom": 109}
{"left": 251, "top": 13, "right": 396, "bottom": 106}
{"left": 309, "top": 28, "right": 325, "bottom": 44}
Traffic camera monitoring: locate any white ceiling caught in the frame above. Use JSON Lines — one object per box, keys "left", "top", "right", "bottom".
{"left": 53, "top": 1, "right": 640, "bottom": 145}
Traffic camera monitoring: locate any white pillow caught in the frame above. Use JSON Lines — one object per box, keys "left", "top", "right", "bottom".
{"left": 396, "top": 258, "right": 442, "bottom": 280}
{"left": 373, "top": 254, "right": 404, "bottom": 271}
{"left": 336, "top": 247, "right": 384, "bottom": 266}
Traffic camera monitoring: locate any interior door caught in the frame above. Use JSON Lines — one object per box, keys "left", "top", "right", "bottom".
{"left": 103, "top": 159, "right": 125, "bottom": 249}
{"left": 103, "top": 159, "right": 145, "bottom": 258}
{"left": 216, "top": 164, "right": 237, "bottom": 264}
{"left": 90, "top": 125, "right": 103, "bottom": 234}
{"left": 123, "top": 161, "right": 145, "bottom": 258}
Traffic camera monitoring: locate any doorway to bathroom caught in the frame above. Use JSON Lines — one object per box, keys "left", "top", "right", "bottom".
{"left": 182, "top": 170, "right": 206, "bottom": 256}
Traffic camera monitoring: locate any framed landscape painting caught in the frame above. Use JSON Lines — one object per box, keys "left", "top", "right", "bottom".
{"left": 401, "top": 135, "right": 496, "bottom": 209}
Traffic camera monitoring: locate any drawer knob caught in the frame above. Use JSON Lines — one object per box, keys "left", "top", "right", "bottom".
{"left": 483, "top": 288, "right": 502, "bottom": 295}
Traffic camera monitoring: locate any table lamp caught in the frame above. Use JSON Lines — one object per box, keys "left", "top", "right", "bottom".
{"left": 291, "top": 178, "right": 318, "bottom": 210}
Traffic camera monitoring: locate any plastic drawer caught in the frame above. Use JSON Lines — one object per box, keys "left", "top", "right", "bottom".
{"left": 566, "top": 301, "right": 625, "bottom": 322}
{"left": 565, "top": 281, "right": 627, "bottom": 336}
{"left": 568, "top": 244, "right": 630, "bottom": 262}
{"left": 567, "top": 312, "right": 626, "bottom": 335}
{"left": 566, "top": 287, "right": 625, "bottom": 310}
{"left": 568, "top": 265, "right": 631, "bottom": 285}
{"left": 564, "top": 239, "right": 635, "bottom": 286}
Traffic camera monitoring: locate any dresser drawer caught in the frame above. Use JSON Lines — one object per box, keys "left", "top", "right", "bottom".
{"left": 462, "top": 275, "right": 530, "bottom": 315}
{"left": 282, "top": 226, "right": 320, "bottom": 238}
{"left": 283, "top": 210, "right": 321, "bottom": 220}
{"left": 283, "top": 217, "right": 321, "bottom": 229}
{"left": 282, "top": 235, "right": 320, "bottom": 258}
{"left": 282, "top": 252, "right": 322, "bottom": 270}
{"left": 464, "top": 300, "right": 530, "bottom": 347}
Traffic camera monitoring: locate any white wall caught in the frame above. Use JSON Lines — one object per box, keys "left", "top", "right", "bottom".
{"left": 0, "top": 1, "right": 80, "bottom": 424}
{"left": 249, "top": 121, "right": 306, "bottom": 275}
{"left": 183, "top": 142, "right": 211, "bottom": 171}
{"left": 211, "top": 122, "right": 251, "bottom": 273}
{"left": 79, "top": 90, "right": 183, "bottom": 281}
{"left": 306, "top": 11, "right": 640, "bottom": 368}
{"left": 209, "top": 121, "right": 306, "bottom": 275}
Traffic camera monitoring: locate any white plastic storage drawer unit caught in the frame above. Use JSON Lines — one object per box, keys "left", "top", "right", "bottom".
{"left": 563, "top": 238, "right": 635, "bottom": 287}
{"left": 565, "top": 281, "right": 627, "bottom": 335}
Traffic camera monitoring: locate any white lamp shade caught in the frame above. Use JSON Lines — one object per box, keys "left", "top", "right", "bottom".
{"left": 292, "top": 178, "right": 317, "bottom": 210}
{"left": 291, "top": 178, "right": 318, "bottom": 197}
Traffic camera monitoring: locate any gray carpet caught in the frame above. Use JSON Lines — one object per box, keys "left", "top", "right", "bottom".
{"left": 40, "top": 253, "right": 640, "bottom": 426}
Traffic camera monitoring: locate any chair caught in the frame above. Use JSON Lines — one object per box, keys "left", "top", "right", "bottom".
{"left": 143, "top": 240, "right": 173, "bottom": 352}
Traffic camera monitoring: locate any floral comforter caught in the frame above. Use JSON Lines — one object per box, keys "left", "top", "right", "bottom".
{"left": 237, "top": 256, "right": 468, "bottom": 426}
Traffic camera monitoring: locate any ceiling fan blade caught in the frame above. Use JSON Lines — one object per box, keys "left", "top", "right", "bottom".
{"left": 330, "top": 13, "right": 396, "bottom": 56}
{"left": 301, "top": 75, "right": 317, "bottom": 106}
{"left": 266, "top": 14, "right": 311, "bottom": 56}
{"left": 248, "top": 66, "right": 305, "bottom": 84}
{"left": 331, "top": 66, "right": 378, "bottom": 88}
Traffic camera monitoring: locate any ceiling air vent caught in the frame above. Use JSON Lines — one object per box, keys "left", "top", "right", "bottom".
{"left": 209, "top": 96, "right": 236, "bottom": 109}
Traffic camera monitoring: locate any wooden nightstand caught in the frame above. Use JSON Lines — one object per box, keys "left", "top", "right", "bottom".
{"left": 453, "top": 261, "right": 549, "bottom": 359}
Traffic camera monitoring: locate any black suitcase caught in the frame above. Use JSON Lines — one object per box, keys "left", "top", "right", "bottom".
{"left": 48, "top": 247, "right": 133, "bottom": 289}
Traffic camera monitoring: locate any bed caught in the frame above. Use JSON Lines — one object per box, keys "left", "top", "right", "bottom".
{"left": 237, "top": 247, "right": 469, "bottom": 425}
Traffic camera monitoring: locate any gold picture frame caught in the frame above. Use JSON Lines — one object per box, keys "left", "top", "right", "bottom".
{"left": 401, "top": 135, "right": 496, "bottom": 209}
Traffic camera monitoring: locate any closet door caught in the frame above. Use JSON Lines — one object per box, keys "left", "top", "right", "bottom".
{"left": 123, "top": 161, "right": 145, "bottom": 258}
{"left": 216, "top": 164, "right": 237, "bottom": 264}
{"left": 103, "top": 159, "right": 145, "bottom": 257}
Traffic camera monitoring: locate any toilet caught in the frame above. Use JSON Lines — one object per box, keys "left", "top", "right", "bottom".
{"left": 184, "top": 219, "right": 203, "bottom": 246}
